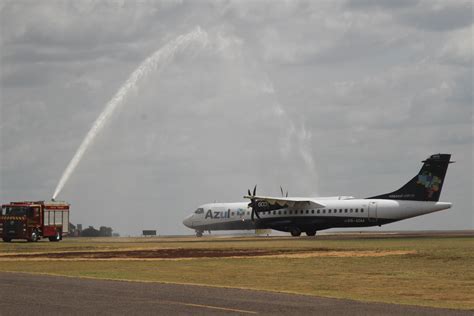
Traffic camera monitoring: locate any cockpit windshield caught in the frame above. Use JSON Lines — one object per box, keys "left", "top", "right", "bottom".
{"left": 1, "top": 206, "right": 32, "bottom": 216}
{"left": 194, "top": 208, "right": 204, "bottom": 214}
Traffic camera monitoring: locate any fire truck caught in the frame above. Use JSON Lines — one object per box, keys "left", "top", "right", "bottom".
{"left": 0, "top": 200, "right": 70, "bottom": 242}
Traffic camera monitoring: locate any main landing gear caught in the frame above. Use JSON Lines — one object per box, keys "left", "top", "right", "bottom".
{"left": 290, "top": 227, "right": 301, "bottom": 237}
{"left": 289, "top": 227, "right": 317, "bottom": 237}
{"left": 195, "top": 230, "right": 203, "bottom": 237}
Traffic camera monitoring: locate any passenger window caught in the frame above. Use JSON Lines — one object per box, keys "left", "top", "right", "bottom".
{"left": 345, "top": 209, "right": 348, "bottom": 213}
{"left": 340, "top": 209, "right": 343, "bottom": 213}
{"left": 350, "top": 209, "right": 353, "bottom": 213}
{"left": 323, "top": 210, "right": 326, "bottom": 214}
{"left": 361, "top": 209, "right": 364, "bottom": 212}
{"left": 311, "top": 210, "right": 314, "bottom": 214}
{"left": 306, "top": 210, "right": 309, "bottom": 214}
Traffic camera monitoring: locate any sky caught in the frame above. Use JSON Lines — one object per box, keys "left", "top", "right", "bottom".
{"left": 1, "top": 0, "right": 472, "bottom": 236}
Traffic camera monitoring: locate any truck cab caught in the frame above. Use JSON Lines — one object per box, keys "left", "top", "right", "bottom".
{"left": 0, "top": 201, "right": 70, "bottom": 242}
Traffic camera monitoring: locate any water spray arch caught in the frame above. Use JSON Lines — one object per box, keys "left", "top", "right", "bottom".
{"left": 53, "top": 27, "right": 209, "bottom": 199}
{"left": 53, "top": 27, "right": 317, "bottom": 202}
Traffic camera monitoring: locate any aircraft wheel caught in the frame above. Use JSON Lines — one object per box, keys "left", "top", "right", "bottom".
{"left": 195, "top": 231, "right": 203, "bottom": 237}
{"left": 2, "top": 238, "right": 12, "bottom": 242}
{"left": 305, "top": 230, "right": 316, "bottom": 236}
{"left": 290, "top": 228, "right": 301, "bottom": 237}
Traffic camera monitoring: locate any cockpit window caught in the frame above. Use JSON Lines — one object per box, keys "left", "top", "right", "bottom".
{"left": 194, "top": 208, "right": 204, "bottom": 214}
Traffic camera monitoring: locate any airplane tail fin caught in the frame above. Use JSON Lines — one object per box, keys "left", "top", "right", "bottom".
{"left": 369, "top": 154, "right": 453, "bottom": 202}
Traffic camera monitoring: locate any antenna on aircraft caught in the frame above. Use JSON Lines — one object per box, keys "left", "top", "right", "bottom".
{"left": 280, "top": 186, "right": 288, "bottom": 197}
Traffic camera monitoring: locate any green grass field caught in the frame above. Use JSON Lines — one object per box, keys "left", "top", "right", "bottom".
{"left": 1, "top": 235, "right": 473, "bottom": 310}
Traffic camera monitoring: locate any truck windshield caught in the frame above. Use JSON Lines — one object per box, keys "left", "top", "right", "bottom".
{"left": 3, "top": 207, "right": 32, "bottom": 216}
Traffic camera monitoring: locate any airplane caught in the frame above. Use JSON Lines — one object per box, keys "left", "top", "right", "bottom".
{"left": 182, "top": 154, "right": 454, "bottom": 237}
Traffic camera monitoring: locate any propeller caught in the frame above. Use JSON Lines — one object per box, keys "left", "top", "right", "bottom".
{"left": 280, "top": 186, "right": 288, "bottom": 197}
{"left": 247, "top": 185, "right": 260, "bottom": 222}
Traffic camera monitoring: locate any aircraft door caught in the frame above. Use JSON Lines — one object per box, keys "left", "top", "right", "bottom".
{"left": 368, "top": 201, "right": 377, "bottom": 222}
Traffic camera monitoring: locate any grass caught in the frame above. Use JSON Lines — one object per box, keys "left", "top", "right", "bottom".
{"left": 0, "top": 235, "right": 473, "bottom": 310}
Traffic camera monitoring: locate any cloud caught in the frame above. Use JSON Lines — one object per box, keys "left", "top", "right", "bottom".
{"left": 398, "top": 1, "right": 473, "bottom": 32}
{"left": 346, "top": 0, "right": 418, "bottom": 10}
{"left": 346, "top": 0, "right": 473, "bottom": 32}
{"left": 438, "top": 27, "right": 473, "bottom": 66}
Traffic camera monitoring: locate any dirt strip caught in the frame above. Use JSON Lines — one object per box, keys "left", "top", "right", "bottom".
{"left": 0, "top": 248, "right": 416, "bottom": 261}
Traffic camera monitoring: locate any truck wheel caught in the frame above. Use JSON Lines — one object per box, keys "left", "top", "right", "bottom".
{"left": 49, "top": 231, "right": 61, "bottom": 242}
{"left": 28, "top": 230, "right": 39, "bottom": 242}
{"left": 2, "top": 238, "right": 12, "bottom": 242}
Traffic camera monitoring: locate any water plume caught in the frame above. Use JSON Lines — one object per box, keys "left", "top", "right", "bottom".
{"left": 52, "top": 27, "right": 208, "bottom": 199}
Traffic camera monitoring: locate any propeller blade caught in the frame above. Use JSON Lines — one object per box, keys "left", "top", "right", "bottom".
{"left": 280, "top": 186, "right": 284, "bottom": 197}
{"left": 255, "top": 210, "right": 261, "bottom": 219}
{"left": 248, "top": 189, "right": 251, "bottom": 196}
{"left": 253, "top": 185, "right": 257, "bottom": 196}
{"left": 286, "top": 191, "right": 288, "bottom": 197}
{"left": 251, "top": 208, "right": 254, "bottom": 221}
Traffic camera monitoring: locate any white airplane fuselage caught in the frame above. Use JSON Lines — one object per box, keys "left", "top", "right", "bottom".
{"left": 183, "top": 199, "right": 452, "bottom": 233}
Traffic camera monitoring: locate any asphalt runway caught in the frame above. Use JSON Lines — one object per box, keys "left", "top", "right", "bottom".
{"left": 0, "top": 272, "right": 470, "bottom": 315}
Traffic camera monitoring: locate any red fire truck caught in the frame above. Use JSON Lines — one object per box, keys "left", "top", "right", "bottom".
{"left": 0, "top": 200, "right": 70, "bottom": 242}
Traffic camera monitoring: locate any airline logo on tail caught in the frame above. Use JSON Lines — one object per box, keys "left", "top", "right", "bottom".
{"left": 417, "top": 172, "right": 442, "bottom": 198}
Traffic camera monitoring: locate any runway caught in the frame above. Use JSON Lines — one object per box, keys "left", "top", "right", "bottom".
{"left": 0, "top": 272, "right": 470, "bottom": 315}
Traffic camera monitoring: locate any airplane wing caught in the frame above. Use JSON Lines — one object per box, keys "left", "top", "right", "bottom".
{"left": 243, "top": 195, "right": 326, "bottom": 209}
